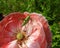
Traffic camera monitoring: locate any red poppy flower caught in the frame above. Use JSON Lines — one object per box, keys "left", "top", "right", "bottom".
{"left": 0, "top": 12, "right": 52, "bottom": 48}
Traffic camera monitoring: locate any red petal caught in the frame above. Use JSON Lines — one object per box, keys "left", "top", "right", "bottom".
{"left": 0, "top": 12, "right": 26, "bottom": 47}
{"left": 1, "top": 40, "right": 19, "bottom": 48}
{"left": 24, "top": 12, "right": 52, "bottom": 48}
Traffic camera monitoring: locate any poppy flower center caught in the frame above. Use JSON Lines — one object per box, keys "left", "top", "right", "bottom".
{"left": 16, "top": 31, "right": 27, "bottom": 45}
{"left": 17, "top": 33, "right": 24, "bottom": 40}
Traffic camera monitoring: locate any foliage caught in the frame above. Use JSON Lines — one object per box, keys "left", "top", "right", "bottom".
{"left": 0, "top": 0, "right": 60, "bottom": 48}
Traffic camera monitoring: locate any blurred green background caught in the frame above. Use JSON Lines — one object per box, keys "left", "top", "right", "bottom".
{"left": 0, "top": 0, "right": 60, "bottom": 48}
